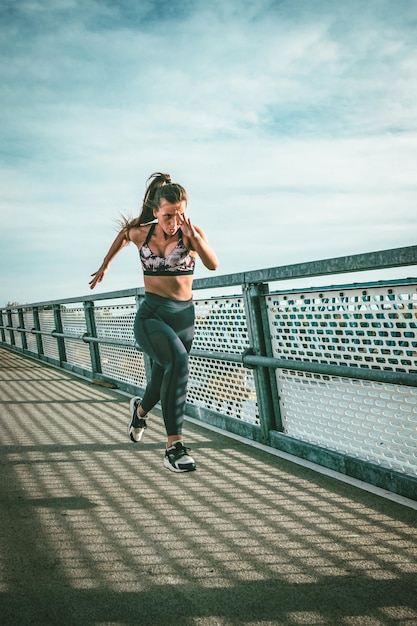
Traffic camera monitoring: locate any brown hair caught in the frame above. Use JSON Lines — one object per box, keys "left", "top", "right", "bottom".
{"left": 123, "top": 172, "right": 188, "bottom": 232}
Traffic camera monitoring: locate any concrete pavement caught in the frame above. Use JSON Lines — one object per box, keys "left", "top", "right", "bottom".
{"left": 1, "top": 347, "right": 416, "bottom": 626}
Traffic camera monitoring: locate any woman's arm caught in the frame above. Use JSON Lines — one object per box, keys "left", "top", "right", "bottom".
{"left": 89, "top": 229, "right": 129, "bottom": 289}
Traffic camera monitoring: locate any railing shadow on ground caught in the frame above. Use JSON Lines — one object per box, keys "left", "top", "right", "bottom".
{"left": 1, "top": 348, "right": 417, "bottom": 626}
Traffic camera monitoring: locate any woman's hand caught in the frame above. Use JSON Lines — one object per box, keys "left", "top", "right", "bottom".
{"left": 177, "top": 213, "right": 198, "bottom": 240}
{"left": 88, "top": 229, "right": 129, "bottom": 290}
{"left": 89, "top": 264, "right": 108, "bottom": 290}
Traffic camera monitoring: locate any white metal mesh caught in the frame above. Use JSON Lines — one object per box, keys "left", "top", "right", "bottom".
{"left": 95, "top": 304, "right": 147, "bottom": 388}
{"left": 65, "top": 338, "right": 92, "bottom": 371}
{"left": 11, "top": 311, "right": 23, "bottom": 349}
{"left": 100, "top": 344, "right": 147, "bottom": 387}
{"left": 266, "top": 284, "right": 417, "bottom": 476}
{"left": 266, "top": 284, "right": 417, "bottom": 372}
{"left": 61, "top": 307, "right": 91, "bottom": 371}
{"left": 95, "top": 304, "right": 136, "bottom": 343}
{"left": 61, "top": 307, "right": 87, "bottom": 337}
{"left": 194, "top": 297, "right": 249, "bottom": 353}
{"left": 38, "top": 309, "right": 58, "bottom": 359}
{"left": 188, "top": 356, "right": 258, "bottom": 424}
{"left": 189, "top": 297, "right": 258, "bottom": 424}
{"left": 278, "top": 369, "right": 417, "bottom": 477}
{"left": 23, "top": 310, "right": 38, "bottom": 353}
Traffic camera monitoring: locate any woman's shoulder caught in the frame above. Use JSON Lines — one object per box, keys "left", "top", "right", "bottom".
{"left": 127, "top": 223, "right": 153, "bottom": 246}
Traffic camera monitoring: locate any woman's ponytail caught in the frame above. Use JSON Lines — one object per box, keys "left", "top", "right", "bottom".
{"left": 139, "top": 172, "right": 172, "bottom": 224}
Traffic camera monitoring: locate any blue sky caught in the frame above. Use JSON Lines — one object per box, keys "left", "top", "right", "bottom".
{"left": 1, "top": 0, "right": 416, "bottom": 306}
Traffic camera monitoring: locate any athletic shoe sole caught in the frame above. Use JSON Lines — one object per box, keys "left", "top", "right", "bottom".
{"left": 163, "top": 457, "right": 196, "bottom": 472}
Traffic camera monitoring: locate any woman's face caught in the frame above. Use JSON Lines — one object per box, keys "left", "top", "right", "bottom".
{"left": 155, "top": 199, "right": 186, "bottom": 236}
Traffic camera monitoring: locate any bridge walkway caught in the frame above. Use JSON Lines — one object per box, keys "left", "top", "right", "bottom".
{"left": 1, "top": 347, "right": 416, "bottom": 625}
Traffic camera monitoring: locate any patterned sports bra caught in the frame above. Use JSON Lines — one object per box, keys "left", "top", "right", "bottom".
{"left": 140, "top": 223, "right": 196, "bottom": 276}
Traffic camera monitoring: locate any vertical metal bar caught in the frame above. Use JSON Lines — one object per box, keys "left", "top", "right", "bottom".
{"left": 18, "top": 307, "right": 28, "bottom": 351}
{"left": 242, "top": 282, "right": 275, "bottom": 443}
{"left": 6, "top": 309, "right": 15, "bottom": 346}
{"left": 0, "top": 310, "right": 5, "bottom": 343}
{"left": 32, "top": 307, "right": 43, "bottom": 356}
{"left": 258, "top": 292, "right": 284, "bottom": 432}
{"left": 53, "top": 304, "right": 67, "bottom": 364}
{"left": 83, "top": 301, "right": 102, "bottom": 376}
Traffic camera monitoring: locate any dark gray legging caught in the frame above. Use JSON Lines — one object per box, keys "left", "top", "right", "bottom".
{"left": 134, "top": 292, "right": 195, "bottom": 437}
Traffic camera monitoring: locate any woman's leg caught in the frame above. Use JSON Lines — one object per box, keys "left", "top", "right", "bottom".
{"left": 134, "top": 295, "right": 195, "bottom": 438}
{"left": 134, "top": 316, "right": 190, "bottom": 437}
{"left": 140, "top": 362, "right": 163, "bottom": 414}
{"left": 128, "top": 362, "right": 162, "bottom": 442}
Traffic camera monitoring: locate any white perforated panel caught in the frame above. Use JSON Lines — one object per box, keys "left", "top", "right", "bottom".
{"left": 266, "top": 284, "right": 417, "bottom": 372}
{"left": 38, "top": 309, "right": 58, "bottom": 359}
{"left": 266, "top": 284, "right": 417, "bottom": 476}
{"left": 11, "top": 311, "right": 23, "bottom": 349}
{"left": 100, "top": 345, "right": 147, "bottom": 387}
{"left": 23, "top": 310, "right": 38, "bottom": 353}
{"left": 194, "top": 298, "right": 249, "bottom": 353}
{"left": 278, "top": 369, "right": 417, "bottom": 476}
{"left": 95, "top": 304, "right": 147, "bottom": 388}
{"left": 65, "top": 339, "right": 92, "bottom": 371}
{"left": 188, "top": 356, "right": 258, "bottom": 424}
{"left": 61, "top": 308, "right": 87, "bottom": 337}
{"left": 61, "top": 307, "right": 91, "bottom": 370}
{"left": 95, "top": 304, "right": 136, "bottom": 344}
{"left": 189, "top": 297, "right": 258, "bottom": 424}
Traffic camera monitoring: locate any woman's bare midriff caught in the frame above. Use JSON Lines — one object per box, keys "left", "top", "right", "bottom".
{"left": 143, "top": 275, "right": 194, "bottom": 301}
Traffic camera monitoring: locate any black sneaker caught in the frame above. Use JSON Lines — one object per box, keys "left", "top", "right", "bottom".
{"left": 128, "top": 397, "right": 147, "bottom": 443}
{"left": 164, "top": 441, "right": 196, "bottom": 473}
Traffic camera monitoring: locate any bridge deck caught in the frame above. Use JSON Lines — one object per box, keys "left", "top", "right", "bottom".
{"left": 1, "top": 347, "right": 416, "bottom": 626}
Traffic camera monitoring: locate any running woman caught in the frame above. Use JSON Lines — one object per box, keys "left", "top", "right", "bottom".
{"left": 89, "top": 173, "right": 218, "bottom": 472}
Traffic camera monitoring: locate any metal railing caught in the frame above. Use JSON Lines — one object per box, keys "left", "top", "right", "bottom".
{"left": 1, "top": 245, "right": 417, "bottom": 500}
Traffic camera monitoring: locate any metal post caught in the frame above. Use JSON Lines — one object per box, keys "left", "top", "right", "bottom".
{"left": 242, "top": 282, "right": 276, "bottom": 443}
{"left": 0, "top": 311, "right": 5, "bottom": 343}
{"left": 32, "top": 308, "right": 43, "bottom": 356}
{"left": 257, "top": 290, "right": 284, "bottom": 433}
{"left": 18, "top": 307, "right": 28, "bottom": 351}
{"left": 83, "top": 301, "right": 102, "bottom": 376}
{"left": 53, "top": 304, "right": 67, "bottom": 364}
{"left": 6, "top": 309, "right": 15, "bottom": 346}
